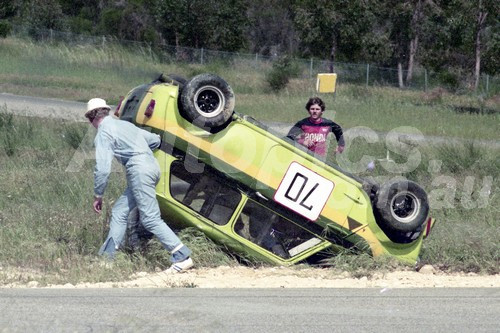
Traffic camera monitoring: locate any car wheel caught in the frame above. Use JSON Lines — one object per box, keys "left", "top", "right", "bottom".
{"left": 374, "top": 179, "right": 429, "bottom": 234}
{"left": 180, "top": 73, "right": 235, "bottom": 130}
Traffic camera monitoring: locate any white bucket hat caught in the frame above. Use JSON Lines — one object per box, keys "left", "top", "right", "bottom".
{"left": 86, "top": 98, "right": 111, "bottom": 113}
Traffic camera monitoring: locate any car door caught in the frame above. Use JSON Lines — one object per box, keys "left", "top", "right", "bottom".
{"left": 256, "top": 145, "right": 357, "bottom": 228}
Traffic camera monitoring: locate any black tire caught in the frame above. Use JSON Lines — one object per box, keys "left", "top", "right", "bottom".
{"left": 180, "top": 73, "right": 235, "bottom": 130}
{"left": 361, "top": 176, "right": 379, "bottom": 202}
{"left": 374, "top": 179, "right": 429, "bottom": 234}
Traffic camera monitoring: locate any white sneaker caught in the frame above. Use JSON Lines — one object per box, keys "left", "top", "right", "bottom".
{"left": 165, "top": 257, "right": 193, "bottom": 273}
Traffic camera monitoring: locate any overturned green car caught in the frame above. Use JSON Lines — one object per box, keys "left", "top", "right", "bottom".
{"left": 117, "top": 73, "right": 435, "bottom": 266}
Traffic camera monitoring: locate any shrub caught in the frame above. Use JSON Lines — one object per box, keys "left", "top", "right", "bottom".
{"left": 177, "top": 228, "right": 238, "bottom": 267}
{"left": 3, "top": 132, "right": 18, "bottom": 156}
{"left": 435, "top": 142, "right": 485, "bottom": 175}
{"left": 266, "top": 56, "right": 298, "bottom": 92}
{"left": 421, "top": 87, "right": 449, "bottom": 105}
{"left": 0, "top": 113, "right": 14, "bottom": 129}
{"left": 63, "top": 123, "right": 87, "bottom": 149}
{"left": 67, "top": 16, "right": 93, "bottom": 35}
{"left": 0, "top": 20, "right": 12, "bottom": 38}
{"left": 0, "top": 113, "right": 16, "bottom": 156}
{"left": 437, "top": 69, "right": 461, "bottom": 91}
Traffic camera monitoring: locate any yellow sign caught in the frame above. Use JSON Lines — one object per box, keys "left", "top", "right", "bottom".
{"left": 316, "top": 73, "right": 337, "bottom": 93}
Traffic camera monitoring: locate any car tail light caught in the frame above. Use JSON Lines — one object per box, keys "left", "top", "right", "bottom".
{"left": 423, "top": 217, "right": 436, "bottom": 239}
{"left": 114, "top": 96, "right": 124, "bottom": 117}
{"left": 144, "top": 99, "right": 156, "bottom": 117}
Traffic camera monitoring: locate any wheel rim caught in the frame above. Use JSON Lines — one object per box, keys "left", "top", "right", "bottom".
{"left": 390, "top": 191, "right": 420, "bottom": 223}
{"left": 194, "top": 85, "right": 225, "bottom": 118}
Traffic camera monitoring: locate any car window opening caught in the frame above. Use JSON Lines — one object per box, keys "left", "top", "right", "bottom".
{"left": 235, "top": 200, "right": 322, "bottom": 259}
{"left": 169, "top": 160, "right": 241, "bottom": 226}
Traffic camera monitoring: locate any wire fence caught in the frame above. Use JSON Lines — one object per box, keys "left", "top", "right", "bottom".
{"left": 9, "top": 25, "right": 499, "bottom": 95}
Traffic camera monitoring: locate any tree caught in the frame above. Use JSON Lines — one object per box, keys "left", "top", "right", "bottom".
{"left": 92, "top": 1, "right": 157, "bottom": 41}
{"left": 207, "top": 0, "right": 249, "bottom": 51}
{"left": 119, "top": 2, "right": 156, "bottom": 42}
{"left": 472, "top": 0, "right": 497, "bottom": 89}
{"left": 152, "top": 0, "right": 185, "bottom": 48}
{"left": 57, "top": 0, "right": 101, "bottom": 34}
{"left": 293, "top": 0, "right": 383, "bottom": 70}
{"left": 382, "top": 1, "right": 418, "bottom": 87}
{"left": 293, "top": 0, "right": 341, "bottom": 68}
{"left": 245, "top": 0, "right": 297, "bottom": 55}
{"left": 18, "top": 0, "right": 65, "bottom": 38}
{"left": 0, "top": 0, "right": 18, "bottom": 37}
{"left": 0, "top": 0, "right": 18, "bottom": 19}
{"left": 406, "top": 0, "right": 424, "bottom": 84}
{"left": 481, "top": 14, "right": 499, "bottom": 76}
{"left": 154, "top": 0, "right": 248, "bottom": 51}
{"left": 418, "top": 0, "right": 498, "bottom": 89}
{"left": 373, "top": 0, "right": 451, "bottom": 88}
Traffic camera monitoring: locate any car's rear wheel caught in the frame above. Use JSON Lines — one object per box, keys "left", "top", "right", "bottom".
{"left": 374, "top": 179, "right": 429, "bottom": 235}
{"left": 180, "top": 73, "right": 235, "bottom": 131}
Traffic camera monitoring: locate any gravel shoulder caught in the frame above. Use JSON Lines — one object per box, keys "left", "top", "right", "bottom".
{"left": 2, "top": 266, "right": 499, "bottom": 289}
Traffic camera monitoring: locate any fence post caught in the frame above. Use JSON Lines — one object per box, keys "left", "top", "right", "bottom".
{"left": 366, "top": 64, "right": 370, "bottom": 87}
{"left": 424, "top": 69, "right": 428, "bottom": 92}
{"left": 200, "top": 47, "right": 204, "bottom": 65}
{"left": 102, "top": 36, "right": 105, "bottom": 48}
{"left": 310, "top": 58, "right": 313, "bottom": 78}
{"left": 486, "top": 74, "right": 489, "bottom": 94}
{"left": 49, "top": 29, "right": 53, "bottom": 42}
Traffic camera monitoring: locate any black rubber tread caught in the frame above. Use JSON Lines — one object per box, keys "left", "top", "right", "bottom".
{"left": 373, "top": 179, "right": 429, "bottom": 234}
{"left": 179, "top": 73, "right": 235, "bottom": 131}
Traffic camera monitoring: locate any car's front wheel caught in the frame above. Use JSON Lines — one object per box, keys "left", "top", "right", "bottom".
{"left": 374, "top": 179, "right": 429, "bottom": 241}
{"left": 180, "top": 73, "right": 235, "bottom": 131}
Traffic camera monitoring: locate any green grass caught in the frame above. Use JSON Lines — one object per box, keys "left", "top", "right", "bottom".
{"left": 320, "top": 250, "right": 403, "bottom": 279}
{"left": 0, "top": 113, "right": 497, "bottom": 285}
{"left": 0, "top": 37, "right": 498, "bottom": 283}
{"left": 0, "top": 114, "right": 238, "bottom": 285}
{"left": 1, "top": 37, "right": 498, "bottom": 139}
{"left": 340, "top": 138, "right": 499, "bottom": 274}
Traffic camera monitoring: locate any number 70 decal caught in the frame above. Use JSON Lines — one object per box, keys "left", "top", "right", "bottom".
{"left": 274, "top": 162, "right": 334, "bottom": 221}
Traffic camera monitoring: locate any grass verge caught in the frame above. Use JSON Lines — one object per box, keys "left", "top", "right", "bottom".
{"left": 0, "top": 114, "right": 497, "bottom": 286}
{"left": 0, "top": 37, "right": 498, "bottom": 140}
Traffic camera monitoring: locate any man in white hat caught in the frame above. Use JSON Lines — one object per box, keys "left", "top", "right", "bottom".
{"left": 85, "top": 98, "right": 193, "bottom": 273}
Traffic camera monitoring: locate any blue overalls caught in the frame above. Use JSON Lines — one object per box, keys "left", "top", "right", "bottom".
{"left": 94, "top": 116, "right": 190, "bottom": 262}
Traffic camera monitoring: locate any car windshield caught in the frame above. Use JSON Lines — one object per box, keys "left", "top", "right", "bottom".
{"left": 235, "top": 200, "right": 322, "bottom": 259}
{"left": 169, "top": 160, "right": 241, "bottom": 225}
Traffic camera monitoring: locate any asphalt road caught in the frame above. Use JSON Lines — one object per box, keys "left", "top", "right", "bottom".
{"left": 0, "top": 92, "right": 87, "bottom": 122}
{"left": 0, "top": 288, "right": 498, "bottom": 332}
